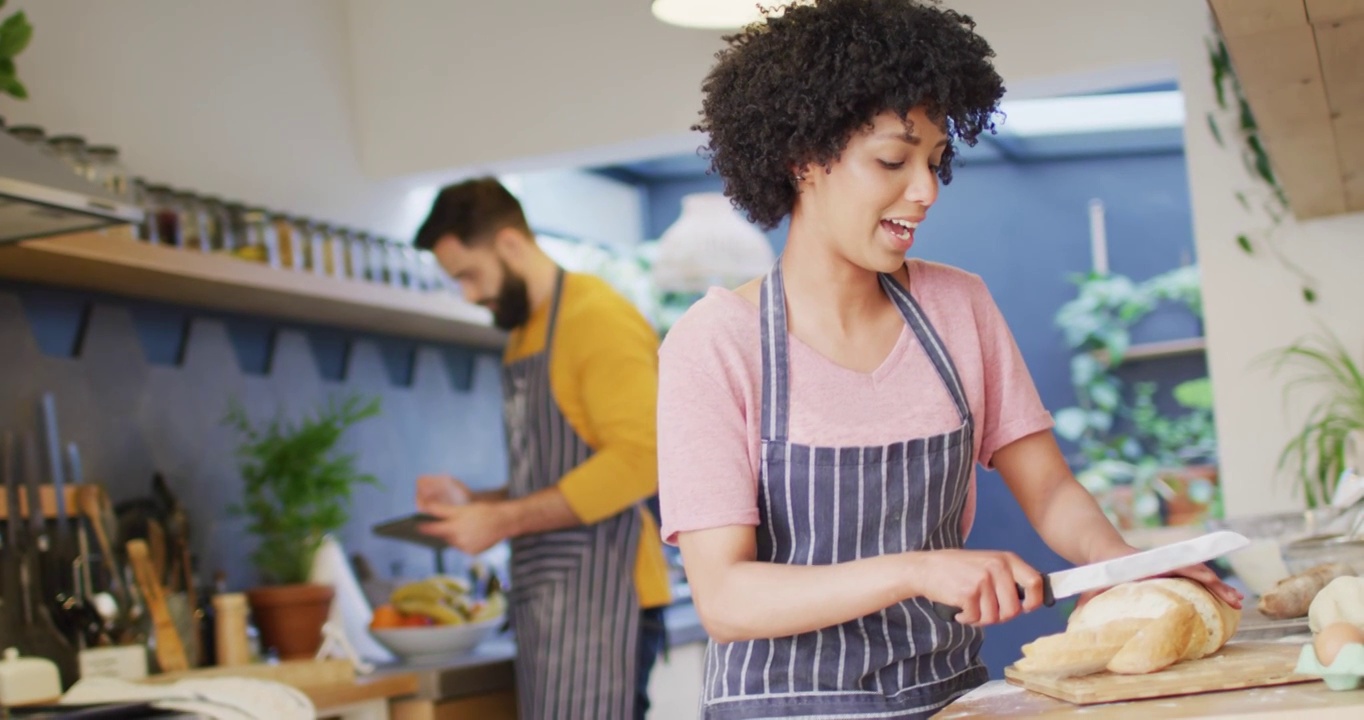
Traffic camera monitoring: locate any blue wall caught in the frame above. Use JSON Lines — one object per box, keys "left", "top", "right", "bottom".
{"left": 640, "top": 150, "right": 1207, "bottom": 677}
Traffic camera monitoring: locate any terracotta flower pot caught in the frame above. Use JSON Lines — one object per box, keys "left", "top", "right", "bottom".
{"left": 1159, "top": 464, "right": 1220, "bottom": 527}
{"left": 246, "top": 583, "right": 335, "bottom": 660}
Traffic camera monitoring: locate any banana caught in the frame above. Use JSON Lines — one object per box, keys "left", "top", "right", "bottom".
{"left": 391, "top": 583, "right": 448, "bottom": 605}
{"left": 389, "top": 575, "right": 500, "bottom": 625}
{"left": 469, "top": 592, "right": 507, "bottom": 624}
{"left": 395, "top": 598, "right": 467, "bottom": 625}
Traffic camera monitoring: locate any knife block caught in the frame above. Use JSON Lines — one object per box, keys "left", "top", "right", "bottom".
{"left": 0, "top": 483, "right": 108, "bottom": 521}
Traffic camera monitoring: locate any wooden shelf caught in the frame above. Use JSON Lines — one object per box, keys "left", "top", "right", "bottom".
{"left": 1092, "top": 336, "right": 1208, "bottom": 365}
{"left": 0, "top": 231, "right": 506, "bottom": 350}
{"left": 1208, "top": 0, "right": 1364, "bottom": 219}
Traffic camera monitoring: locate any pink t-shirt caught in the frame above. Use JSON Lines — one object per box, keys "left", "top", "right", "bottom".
{"left": 657, "top": 259, "right": 1055, "bottom": 545}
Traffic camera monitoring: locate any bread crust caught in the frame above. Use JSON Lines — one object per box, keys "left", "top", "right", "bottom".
{"left": 1106, "top": 602, "right": 1198, "bottom": 674}
{"left": 1015, "top": 578, "right": 1242, "bottom": 678}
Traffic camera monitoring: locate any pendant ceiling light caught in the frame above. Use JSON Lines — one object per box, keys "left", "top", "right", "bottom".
{"left": 651, "top": 0, "right": 798, "bottom": 30}
{"left": 652, "top": 192, "right": 775, "bottom": 293}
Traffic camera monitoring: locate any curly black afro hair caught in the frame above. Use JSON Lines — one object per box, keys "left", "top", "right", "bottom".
{"left": 693, "top": 0, "right": 1005, "bottom": 229}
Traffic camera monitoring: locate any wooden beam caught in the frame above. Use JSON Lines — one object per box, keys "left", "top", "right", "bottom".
{"left": 1264, "top": 130, "right": 1350, "bottom": 218}
{"left": 1312, "top": 14, "right": 1364, "bottom": 115}
{"left": 1210, "top": 0, "right": 1307, "bottom": 37}
{"left": 1221, "top": 25, "right": 1332, "bottom": 136}
{"left": 1336, "top": 114, "right": 1364, "bottom": 211}
{"left": 1305, "top": 0, "right": 1364, "bottom": 23}
{"left": 1218, "top": 21, "right": 1348, "bottom": 218}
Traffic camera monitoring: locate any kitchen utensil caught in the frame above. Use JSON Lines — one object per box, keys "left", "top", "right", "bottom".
{"left": 0, "top": 432, "right": 23, "bottom": 652}
{"left": 125, "top": 539, "right": 189, "bottom": 673}
{"left": 64, "top": 443, "right": 96, "bottom": 596}
{"left": 64, "top": 442, "right": 115, "bottom": 647}
{"left": 76, "top": 481, "right": 127, "bottom": 605}
{"left": 147, "top": 519, "right": 168, "bottom": 586}
{"left": 16, "top": 432, "right": 79, "bottom": 688}
{"left": 1003, "top": 641, "right": 1312, "bottom": 705}
{"left": 38, "top": 393, "right": 72, "bottom": 595}
{"left": 932, "top": 530, "right": 1251, "bottom": 620}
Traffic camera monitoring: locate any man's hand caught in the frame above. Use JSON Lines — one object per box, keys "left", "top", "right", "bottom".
{"left": 417, "top": 502, "right": 510, "bottom": 555}
{"left": 416, "top": 474, "right": 474, "bottom": 512}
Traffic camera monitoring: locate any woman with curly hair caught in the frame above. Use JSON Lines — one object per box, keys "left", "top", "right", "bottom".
{"left": 655, "top": 1, "right": 1242, "bottom": 717}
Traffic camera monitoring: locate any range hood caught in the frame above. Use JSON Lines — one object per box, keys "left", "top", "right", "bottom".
{"left": 0, "top": 129, "right": 144, "bottom": 243}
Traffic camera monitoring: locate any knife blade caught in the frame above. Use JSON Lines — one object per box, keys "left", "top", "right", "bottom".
{"left": 38, "top": 393, "right": 72, "bottom": 597}
{"left": 931, "top": 530, "right": 1250, "bottom": 621}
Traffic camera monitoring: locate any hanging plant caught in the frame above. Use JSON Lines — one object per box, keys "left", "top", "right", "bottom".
{"left": 0, "top": 0, "right": 33, "bottom": 100}
{"left": 1205, "top": 30, "right": 1317, "bottom": 304}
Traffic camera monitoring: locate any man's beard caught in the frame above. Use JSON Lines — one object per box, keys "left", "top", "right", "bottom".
{"left": 488, "top": 262, "right": 532, "bottom": 330}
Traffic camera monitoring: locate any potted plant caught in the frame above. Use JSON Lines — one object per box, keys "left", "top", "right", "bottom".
{"left": 1053, "top": 265, "right": 1220, "bottom": 529}
{"left": 223, "top": 393, "right": 381, "bottom": 659}
{"left": 1263, "top": 329, "right": 1364, "bottom": 509}
{"left": 0, "top": 0, "right": 33, "bottom": 101}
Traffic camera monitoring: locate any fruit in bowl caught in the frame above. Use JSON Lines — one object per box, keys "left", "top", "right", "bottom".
{"left": 369, "top": 575, "right": 507, "bottom": 661}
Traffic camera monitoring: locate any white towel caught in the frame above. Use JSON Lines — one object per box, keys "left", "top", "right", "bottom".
{"left": 61, "top": 676, "right": 314, "bottom": 720}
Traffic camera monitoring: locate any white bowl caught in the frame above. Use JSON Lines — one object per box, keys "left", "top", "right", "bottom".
{"left": 370, "top": 618, "right": 503, "bottom": 661}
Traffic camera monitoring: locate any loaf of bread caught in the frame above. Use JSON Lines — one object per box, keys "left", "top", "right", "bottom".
{"left": 1106, "top": 601, "right": 1198, "bottom": 674}
{"left": 1013, "top": 619, "right": 1149, "bottom": 678}
{"left": 1258, "top": 563, "right": 1355, "bottom": 620}
{"left": 1013, "top": 578, "right": 1241, "bottom": 678}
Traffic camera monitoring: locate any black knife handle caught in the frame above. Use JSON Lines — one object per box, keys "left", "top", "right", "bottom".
{"left": 931, "top": 576, "right": 1055, "bottom": 621}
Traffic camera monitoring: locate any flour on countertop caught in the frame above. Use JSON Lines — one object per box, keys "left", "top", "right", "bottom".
{"left": 957, "top": 681, "right": 1026, "bottom": 701}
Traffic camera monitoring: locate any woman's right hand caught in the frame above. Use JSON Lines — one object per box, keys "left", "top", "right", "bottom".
{"left": 416, "top": 474, "right": 474, "bottom": 512}
{"left": 910, "top": 549, "right": 1046, "bottom": 626}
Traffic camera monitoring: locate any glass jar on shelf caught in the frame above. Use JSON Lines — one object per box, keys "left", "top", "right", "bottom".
{"left": 7, "top": 125, "right": 52, "bottom": 156}
{"left": 137, "top": 182, "right": 176, "bottom": 244}
{"left": 416, "top": 249, "right": 445, "bottom": 292}
{"left": 400, "top": 242, "right": 422, "bottom": 290}
{"left": 366, "top": 236, "right": 390, "bottom": 285}
{"left": 171, "top": 191, "right": 209, "bottom": 251}
{"left": 272, "top": 215, "right": 309, "bottom": 271}
{"left": 199, "top": 196, "right": 237, "bottom": 253}
{"left": 346, "top": 231, "right": 372, "bottom": 283}
{"left": 84, "top": 145, "right": 132, "bottom": 197}
{"left": 237, "top": 207, "right": 280, "bottom": 267}
{"left": 46, "top": 135, "right": 90, "bottom": 178}
{"left": 308, "top": 222, "right": 330, "bottom": 276}
{"left": 325, "top": 226, "right": 351, "bottom": 279}
{"left": 388, "top": 240, "right": 411, "bottom": 288}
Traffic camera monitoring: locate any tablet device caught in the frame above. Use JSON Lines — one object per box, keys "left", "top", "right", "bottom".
{"left": 372, "top": 512, "right": 449, "bottom": 550}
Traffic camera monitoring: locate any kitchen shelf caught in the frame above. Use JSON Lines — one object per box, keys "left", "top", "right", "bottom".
{"left": 1092, "top": 336, "right": 1208, "bottom": 365}
{"left": 0, "top": 230, "right": 507, "bottom": 350}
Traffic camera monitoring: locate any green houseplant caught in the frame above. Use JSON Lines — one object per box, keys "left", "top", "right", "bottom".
{"left": 1053, "top": 265, "right": 1220, "bottom": 528}
{"left": 1263, "top": 330, "right": 1364, "bottom": 509}
{"left": 223, "top": 393, "right": 381, "bottom": 659}
{"left": 0, "top": 0, "right": 33, "bottom": 101}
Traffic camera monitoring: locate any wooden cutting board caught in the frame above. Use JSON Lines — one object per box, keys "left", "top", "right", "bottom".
{"left": 1004, "top": 641, "right": 1317, "bottom": 705}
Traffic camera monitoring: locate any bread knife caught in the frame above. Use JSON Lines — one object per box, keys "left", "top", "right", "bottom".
{"left": 931, "top": 530, "right": 1250, "bottom": 621}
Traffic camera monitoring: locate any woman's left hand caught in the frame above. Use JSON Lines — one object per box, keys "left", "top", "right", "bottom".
{"left": 1075, "top": 544, "right": 1245, "bottom": 610}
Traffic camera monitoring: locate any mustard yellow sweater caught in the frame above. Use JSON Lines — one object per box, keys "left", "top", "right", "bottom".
{"left": 504, "top": 271, "right": 671, "bottom": 609}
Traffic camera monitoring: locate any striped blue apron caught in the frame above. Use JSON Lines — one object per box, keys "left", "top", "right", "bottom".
{"left": 701, "top": 262, "right": 987, "bottom": 719}
{"left": 502, "top": 269, "right": 642, "bottom": 720}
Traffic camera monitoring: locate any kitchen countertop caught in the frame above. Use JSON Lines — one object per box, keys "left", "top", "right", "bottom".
{"left": 367, "top": 597, "right": 709, "bottom": 701}
{"left": 935, "top": 628, "right": 1358, "bottom": 719}
{"left": 933, "top": 676, "right": 1364, "bottom": 719}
